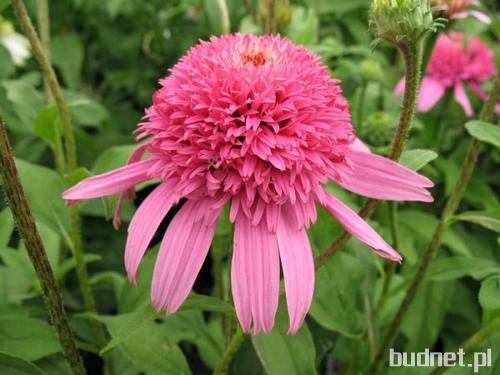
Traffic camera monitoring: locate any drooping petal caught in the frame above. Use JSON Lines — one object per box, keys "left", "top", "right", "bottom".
{"left": 454, "top": 82, "right": 474, "bottom": 117}
{"left": 63, "top": 159, "right": 155, "bottom": 202}
{"left": 113, "top": 144, "right": 149, "bottom": 229}
{"left": 231, "top": 212, "right": 280, "bottom": 335}
{"left": 333, "top": 149, "right": 434, "bottom": 202}
{"left": 349, "top": 137, "right": 371, "bottom": 153}
{"left": 277, "top": 204, "right": 314, "bottom": 334}
{"left": 417, "top": 77, "right": 446, "bottom": 112}
{"left": 125, "top": 181, "right": 179, "bottom": 283}
{"left": 151, "top": 196, "right": 226, "bottom": 314}
{"left": 321, "top": 190, "right": 402, "bottom": 262}
{"left": 453, "top": 10, "right": 491, "bottom": 24}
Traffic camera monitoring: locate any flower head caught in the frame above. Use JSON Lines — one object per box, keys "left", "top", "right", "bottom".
{"left": 395, "top": 32, "right": 497, "bottom": 116}
{"left": 433, "top": 0, "right": 491, "bottom": 24}
{"left": 370, "top": 0, "right": 436, "bottom": 46}
{"left": 64, "top": 34, "right": 433, "bottom": 335}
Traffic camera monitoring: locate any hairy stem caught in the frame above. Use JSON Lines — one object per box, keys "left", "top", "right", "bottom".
{"left": 36, "top": 0, "right": 53, "bottom": 103}
{"left": 368, "top": 70, "right": 500, "bottom": 375}
{"left": 0, "top": 118, "right": 85, "bottom": 375}
{"left": 11, "top": 1, "right": 113, "bottom": 371}
{"left": 314, "top": 42, "right": 422, "bottom": 268}
{"left": 11, "top": 0, "right": 76, "bottom": 172}
{"left": 213, "top": 328, "right": 245, "bottom": 375}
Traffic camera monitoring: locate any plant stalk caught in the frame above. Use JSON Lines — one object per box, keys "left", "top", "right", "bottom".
{"left": 213, "top": 328, "right": 245, "bottom": 375}
{"left": 216, "top": 0, "right": 230, "bottom": 34}
{"left": 368, "top": 70, "right": 500, "bottom": 375}
{"left": 315, "top": 41, "right": 422, "bottom": 269}
{"left": 11, "top": 1, "right": 113, "bottom": 372}
{"left": 0, "top": 117, "right": 86, "bottom": 375}
{"left": 36, "top": 0, "right": 53, "bottom": 103}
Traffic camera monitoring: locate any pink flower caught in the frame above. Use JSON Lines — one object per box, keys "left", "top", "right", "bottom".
{"left": 433, "top": 0, "right": 491, "bottom": 24}
{"left": 64, "top": 34, "right": 433, "bottom": 335}
{"left": 396, "top": 32, "right": 497, "bottom": 117}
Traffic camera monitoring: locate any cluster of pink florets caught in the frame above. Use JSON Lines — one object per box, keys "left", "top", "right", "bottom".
{"left": 138, "top": 34, "right": 354, "bottom": 230}
{"left": 426, "top": 32, "right": 495, "bottom": 89}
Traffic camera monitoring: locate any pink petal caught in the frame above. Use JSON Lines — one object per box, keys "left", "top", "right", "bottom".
{"left": 62, "top": 159, "right": 155, "bottom": 201}
{"left": 277, "top": 204, "right": 314, "bottom": 334}
{"left": 321, "top": 190, "right": 402, "bottom": 262}
{"left": 453, "top": 10, "right": 491, "bottom": 24}
{"left": 334, "top": 149, "right": 434, "bottom": 202}
{"left": 454, "top": 82, "right": 474, "bottom": 117}
{"left": 125, "top": 181, "right": 179, "bottom": 283}
{"left": 394, "top": 78, "right": 405, "bottom": 96}
{"left": 349, "top": 137, "right": 370, "bottom": 153}
{"left": 231, "top": 213, "right": 280, "bottom": 335}
{"left": 417, "top": 77, "right": 446, "bottom": 112}
{"left": 113, "top": 144, "right": 149, "bottom": 229}
{"left": 151, "top": 197, "right": 225, "bottom": 314}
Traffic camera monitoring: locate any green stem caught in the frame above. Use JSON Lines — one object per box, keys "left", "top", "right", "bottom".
{"left": 356, "top": 80, "right": 367, "bottom": 132}
{"left": 35, "top": 0, "right": 53, "bottom": 103}
{"left": 368, "top": 70, "right": 500, "bottom": 375}
{"left": 0, "top": 118, "right": 85, "bottom": 375}
{"left": 260, "top": 0, "right": 277, "bottom": 33}
{"left": 315, "top": 41, "right": 423, "bottom": 268}
{"left": 11, "top": 0, "right": 76, "bottom": 172}
{"left": 215, "top": 0, "right": 230, "bottom": 34}
{"left": 213, "top": 328, "right": 245, "bottom": 375}
{"left": 11, "top": 1, "right": 114, "bottom": 372}
{"left": 431, "top": 316, "right": 500, "bottom": 375}
{"left": 375, "top": 202, "right": 399, "bottom": 315}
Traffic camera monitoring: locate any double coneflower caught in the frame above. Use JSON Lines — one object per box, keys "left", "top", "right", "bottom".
{"left": 64, "top": 34, "right": 433, "bottom": 334}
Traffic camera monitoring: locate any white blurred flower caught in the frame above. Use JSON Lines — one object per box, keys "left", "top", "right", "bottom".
{"left": 0, "top": 20, "right": 30, "bottom": 66}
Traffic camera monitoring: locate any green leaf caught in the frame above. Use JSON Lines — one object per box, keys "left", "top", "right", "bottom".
{"left": 426, "top": 256, "right": 500, "bottom": 282}
{"left": 0, "top": 352, "right": 46, "bottom": 375}
{"left": 479, "top": 275, "right": 500, "bottom": 311}
{"left": 309, "top": 252, "right": 365, "bottom": 337}
{"left": 15, "top": 159, "right": 70, "bottom": 236}
{"left": 1, "top": 80, "right": 44, "bottom": 133}
{"left": 51, "top": 34, "right": 83, "bottom": 89}
{"left": 90, "top": 308, "right": 190, "bottom": 374}
{"left": 34, "top": 105, "right": 62, "bottom": 148}
{"left": 63, "top": 167, "right": 91, "bottom": 187}
{"left": 180, "top": 293, "right": 235, "bottom": 314}
{"left": 0, "top": 317, "right": 61, "bottom": 361}
{"left": 0, "top": 45, "right": 15, "bottom": 79}
{"left": 452, "top": 210, "right": 500, "bottom": 233}
{"left": 287, "top": 7, "right": 319, "bottom": 45}
{"left": 465, "top": 121, "right": 500, "bottom": 149}
{"left": 400, "top": 149, "right": 438, "bottom": 171}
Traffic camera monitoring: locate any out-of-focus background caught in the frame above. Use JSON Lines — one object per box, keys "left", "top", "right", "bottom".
{"left": 0, "top": 0, "right": 499, "bottom": 374}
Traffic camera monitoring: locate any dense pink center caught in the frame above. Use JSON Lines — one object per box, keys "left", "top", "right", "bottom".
{"left": 138, "top": 34, "right": 354, "bottom": 224}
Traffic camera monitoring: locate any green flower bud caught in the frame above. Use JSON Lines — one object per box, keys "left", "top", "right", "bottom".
{"left": 360, "top": 59, "right": 383, "bottom": 82}
{"left": 361, "top": 111, "right": 396, "bottom": 147}
{"left": 370, "top": 0, "right": 441, "bottom": 47}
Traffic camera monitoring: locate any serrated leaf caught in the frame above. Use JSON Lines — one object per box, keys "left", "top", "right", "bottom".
{"left": 400, "top": 149, "right": 438, "bottom": 171}
{"left": 465, "top": 121, "right": 500, "bottom": 149}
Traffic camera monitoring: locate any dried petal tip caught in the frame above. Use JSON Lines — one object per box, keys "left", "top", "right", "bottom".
{"left": 370, "top": 0, "right": 443, "bottom": 47}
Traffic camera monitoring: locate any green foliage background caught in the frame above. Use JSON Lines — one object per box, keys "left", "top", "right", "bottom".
{"left": 0, "top": 0, "right": 499, "bottom": 374}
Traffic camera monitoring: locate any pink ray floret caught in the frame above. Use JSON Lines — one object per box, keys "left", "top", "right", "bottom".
{"left": 395, "top": 32, "right": 497, "bottom": 117}
{"left": 63, "top": 34, "right": 434, "bottom": 335}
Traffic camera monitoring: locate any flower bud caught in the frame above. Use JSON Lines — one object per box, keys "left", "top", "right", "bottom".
{"left": 360, "top": 59, "right": 383, "bottom": 82}
{"left": 370, "top": 0, "right": 440, "bottom": 47}
{"left": 361, "top": 112, "right": 396, "bottom": 147}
